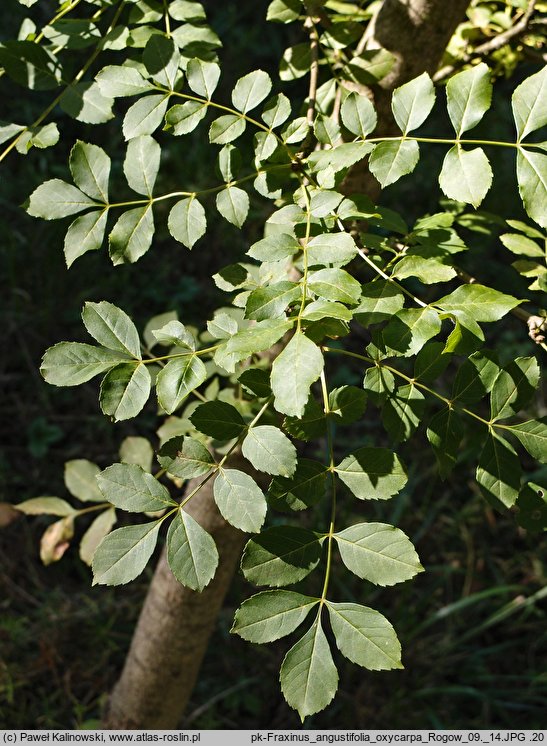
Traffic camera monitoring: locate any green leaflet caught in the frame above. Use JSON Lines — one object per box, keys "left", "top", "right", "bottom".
{"left": 168, "top": 197, "right": 207, "bottom": 248}
{"left": 16, "top": 122, "right": 59, "bottom": 153}
{"left": 271, "top": 332, "right": 323, "bottom": 418}
{"left": 476, "top": 432, "right": 522, "bottom": 509}
{"left": 64, "top": 459, "right": 103, "bottom": 502}
{"left": 0, "top": 41, "right": 61, "bottom": 90}
{"left": 92, "top": 519, "right": 162, "bottom": 585}
{"left": 280, "top": 615, "right": 338, "bottom": 721}
{"left": 369, "top": 140, "right": 419, "bottom": 188}
{"left": 97, "top": 462, "right": 176, "bottom": 511}
{"left": 246, "top": 282, "right": 300, "bottom": 322}
{"left": 268, "top": 459, "right": 327, "bottom": 512}
{"left": 439, "top": 146, "right": 492, "bottom": 208}
{"left": 516, "top": 149, "right": 547, "bottom": 229}
{"left": 152, "top": 320, "right": 195, "bottom": 349}
{"left": 382, "top": 307, "right": 441, "bottom": 357}
{"left": 186, "top": 58, "right": 220, "bottom": 99}
{"left": 267, "top": 0, "right": 302, "bottom": 24}
{"left": 165, "top": 101, "right": 208, "bottom": 135}
{"left": 232, "top": 590, "right": 318, "bottom": 643}
{"left": 414, "top": 342, "right": 450, "bottom": 383}
{"left": 232, "top": 70, "right": 272, "bottom": 113}
{"left": 283, "top": 397, "right": 326, "bottom": 441}
{"left": 99, "top": 363, "right": 151, "bottom": 421}
{"left": 382, "top": 384, "right": 426, "bottom": 442}
{"left": 69, "top": 141, "right": 110, "bottom": 203}
{"left": 59, "top": 81, "right": 114, "bottom": 124}
{"left": 503, "top": 419, "right": 547, "bottom": 464}
{"left": 247, "top": 233, "right": 301, "bottom": 262}
{"left": 354, "top": 281, "right": 405, "bottom": 326}
{"left": 190, "top": 400, "right": 246, "bottom": 440}
{"left": 306, "top": 232, "right": 357, "bottom": 267}
{"left": 156, "top": 355, "right": 207, "bottom": 413}
{"left": 335, "top": 447, "right": 407, "bottom": 501}
{"left": 209, "top": 114, "right": 246, "bottom": 145}
{"left": 109, "top": 205, "right": 155, "bottom": 264}
{"left": 242, "top": 425, "right": 297, "bottom": 477}
{"left": 328, "top": 386, "right": 367, "bottom": 424}
{"left": 326, "top": 602, "right": 402, "bottom": 670}
{"left": 490, "top": 357, "right": 540, "bottom": 421}
{"left": 15, "top": 497, "right": 75, "bottom": 517}
{"left": 515, "top": 482, "right": 547, "bottom": 532}
{"left": 500, "top": 233, "right": 544, "bottom": 258}
{"left": 64, "top": 209, "right": 108, "bottom": 267}
{"left": 27, "top": 179, "right": 96, "bottom": 220}
{"left": 301, "top": 300, "right": 352, "bottom": 323}
{"left": 436, "top": 284, "right": 521, "bottom": 322}
{"left": 392, "top": 72, "right": 435, "bottom": 134}
{"left": 426, "top": 408, "right": 463, "bottom": 479}
{"left": 123, "top": 135, "right": 160, "bottom": 197}
{"left": 241, "top": 526, "right": 324, "bottom": 586}
{"left": 207, "top": 313, "right": 238, "bottom": 342}
{"left": 226, "top": 319, "right": 293, "bottom": 362}
{"left": 40, "top": 342, "right": 131, "bottom": 386}
{"left": 143, "top": 34, "right": 179, "bottom": 90}
{"left": 213, "top": 468, "right": 267, "bottom": 532}
{"left": 238, "top": 368, "right": 272, "bottom": 398}
{"left": 82, "top": 301, "right": 141, "bottom": 358}
{"left": 340, "top": 91, "right": 376, "bottom": 137}
{"left": 80, "top": 508, "right": 117, "bottom": 566}
{"left": 166, "top": 510, "right": 218, "bottom": 591}
{"left": 512, "top": 67, "right": 547, "bottom": 142}
{"left": 123, "top": 94, "right": 169, "bottom": 140}
{"left": 157, "top": 436, "right": 215, "bottom": 479}
{"left": 334, "top": 522, "right": 423, "bottom": 586}
{"left": 119, "top": 436, "right": 154, "bottom": 472}
{"left": 168, "top": 1, "right": 206, "bottom": 21}
{"left": 280, "top": 43, "right": 311, "bottom": 81}
{"left": 451, "top": 350, "right": 500, "bottom": 406}
{"left": 216, "top": 186, "right": 249, "bottom": 227}
{"left": 261, "top": 93, "right": 291, "bottom": 128}
{"left": 308, "top": 268, "right": 361, "bottom": 305}
{"left": 363, "top": 365, "right": 395, "bottom": 404}
{"left": 446, "top": 63, "right": 492, "bottom": 137}
{"left": 95, "top": 65, "right": 154, "bottom": 98}
{"left": 392, "top": 255, "right": 456, "bottom": 284}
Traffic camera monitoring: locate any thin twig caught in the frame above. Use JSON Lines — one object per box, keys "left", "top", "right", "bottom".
{"left": 434, "top": 0, "right": 538, "bottom": 82}
{"left": 305, "top": 16, "right": 320, "bottom": 125}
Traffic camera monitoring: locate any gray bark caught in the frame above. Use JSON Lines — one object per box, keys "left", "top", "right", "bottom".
{"left": 102, "top": 458, "right": 249, "bottom": 729}
{"left": 342, "top": 0, "right": 471, "bottom": 197}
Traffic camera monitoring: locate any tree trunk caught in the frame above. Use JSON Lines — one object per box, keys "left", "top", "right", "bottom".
{"left": 102, "top": 459, "right": 249, "bottom": 729}
{"left": 103, "top": 0, "right": 470, "bottom": 729}
{"left": 342, "top": 0, "right": 470, "bottom": 197}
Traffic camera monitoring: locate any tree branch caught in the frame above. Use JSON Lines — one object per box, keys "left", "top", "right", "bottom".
{"left": 434, "top": 0, "right": 538, "bottom": 82}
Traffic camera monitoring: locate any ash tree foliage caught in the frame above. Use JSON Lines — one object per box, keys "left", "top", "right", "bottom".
{"left": 5, "top": 0, "right": 547, "bottom": 720}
